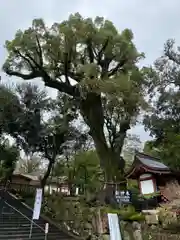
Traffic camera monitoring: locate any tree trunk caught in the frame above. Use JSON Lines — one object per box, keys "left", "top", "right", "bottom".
{"left": 80, "top": 93, "right": 129, "bottom": 205}
{"left": 81, "top": 94, "right": 108, "bottom": 174}
{"left": 4, "top": 168, "right": 14, "bottom": 191}
{"left": 41, "top": 160, "right": 54, "bottom": 190}
{"left": 80, "top": 93, "right": 124, "bottom": 181}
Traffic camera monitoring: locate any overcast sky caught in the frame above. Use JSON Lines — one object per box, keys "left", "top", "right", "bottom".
{"left": 0, "top": 0, "right": 180, "bottom": 144}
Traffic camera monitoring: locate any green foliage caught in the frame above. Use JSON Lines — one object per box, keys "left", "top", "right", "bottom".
{"left": 123, "top": 134, "right": 142, "bottom": 170}
{"left": 0, "top": 138, "right": 19, "bottom": 180}
{"left": 144, "top": 39, "right": 180, "bottom": 170}
{"left": 104, "top": 205, "right": 145, "bottom": 222}
{"left": 53, "top": 150, "right": 103, "bottom": 194}
{"left": 14, "top": 83, "right": 52, "bottom": 155}
{"left": 17, "top": 156, "right": 42, "bottom": 174}
{"left": 139, "top": 191, "right": 160, "bottom": 199}
{"left": 143, "top": 140, "right": 161, "bottom": 158}
{"left": 157, "top": 205, "right": 179, "bottom": 230}
{"left": 41, "top": 195, "right": 96, "bottom": 238}
{"left": 0, "top": 82, "right": 51, "bottom": 154}
{"left": 3, "top": 13, "right": 155, "bottom": 179}
{"left": 3, "top": 15, "right": 142, "bottom": 80}
{"left": 0, "top": 84, "right": 21, "bottom": 136}
{"left": 127, "top": 180, "right": 140, "bottom": 203}
{"left": 72, "top": 150, "right": 103, "bottom": 193}
{"left": 144, "top": 136, "right": 180, "bottom": 170}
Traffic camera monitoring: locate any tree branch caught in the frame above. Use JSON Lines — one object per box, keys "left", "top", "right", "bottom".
{"left": 108, "top": 59, "right": 127, "bottom": 77}
{"left": 97, "top": 38, "right": 109, "bottom": 64}
{"left": 41, "top": 159, "right": 54, "bottom": 188}
{"left": 104, "top": 116, "right": 116, "bottom": 150}
{"left": 5, "top": 69, "right": 40, "bottom": 80}
{"left": 35, "top": 35, "right": 43, "bottom": 66}
{"left": 113, "top": 119, "right": 131, "bottom": 154}
{"left": 86, "top": 38, "right": 94, "bottom": 63}
{"left": 6, "top": 34, "right": 81, "bottom": 97}
{"left": 96, "top": 38, "right": 112, "bottom": 78}
{"left": 44, "top": 77, "right": 80, "bottom": 97}
{"left": 64, "top": 52, "right": 71, "bottom": 85}
{"left": 67, "top": 71, "right": 84, "bottom": 82}
{"left": 25, "top": 52, "right": 42, "bottom": 69}
{"left": 5, "top": 68, "right": 80, "bottom": 97}
{"left": 6, "top": 41, "right": 80, "bottom": 97}
{"left": 24, "top": 50, "right": 80, "bottom": 96}
{"left": 14, "top": 49, "right": 35, "bottom": 70}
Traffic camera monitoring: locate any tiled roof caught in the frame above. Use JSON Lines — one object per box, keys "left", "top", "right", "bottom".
{"left": 13, "top": 173, "right": 39, "bottom": 181}
{"left": 137, "top": 155, "right": 169, "bottom": 170}
{"left": 13, "top": 172, "right": 68, "bottom": 183}
{"left": 125, "top": 152, "right": 171, "bottom": 179}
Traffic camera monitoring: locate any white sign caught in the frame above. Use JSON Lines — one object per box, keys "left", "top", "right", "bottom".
{"left": 32, "top": 188, "right": 42, "bottom": 220}
{"left": 45, "top": 223, "right": 49, "bottom": 234}
{"left": 75, "top": 187, "right": 79, "bottom": 196}
{"left": 115, "top": 190, "right": 131, "bottom": 204}
{"left": 108, "top": 213, "right": 122, "bottom": 240}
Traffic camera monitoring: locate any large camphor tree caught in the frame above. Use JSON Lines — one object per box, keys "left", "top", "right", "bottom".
{"left": 3, "top": 13, "right": 154, "bottom": 181}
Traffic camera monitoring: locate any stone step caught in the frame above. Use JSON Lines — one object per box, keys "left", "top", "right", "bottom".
{"left": 0, "top": 190, "right": 76, "bottom": 240}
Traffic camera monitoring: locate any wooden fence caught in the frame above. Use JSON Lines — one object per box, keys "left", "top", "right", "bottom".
{"left": 0, "top": 182, "right": 74, "bottom": 197}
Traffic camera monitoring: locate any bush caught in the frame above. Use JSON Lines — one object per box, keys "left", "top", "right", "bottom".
{"left": 158, "top": 206, "right": 178, "bottom": 229}
{"left": 104, "top": 205, "right": 145, "bottom": 222}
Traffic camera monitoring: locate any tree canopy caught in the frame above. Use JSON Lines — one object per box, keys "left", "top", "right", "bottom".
{"left": 53, "top": 150, "right": 102, "bottom": 196}
{"left": 17, "top": 155, "right": 42, "bottom": 174}
{"left": 0, "top": 84, "right": 21, "bottom": 136}
{"left": 0, "top": 81, "right": 85, "bottom": 188}
{"left": 3, "top": 13, "right": 155, "bottom": 181}
{"left": 0, "top": 137, "right": 19, "bottom": 182}
{"left": 144, "top": 39, "right": 180, "bottom": 170}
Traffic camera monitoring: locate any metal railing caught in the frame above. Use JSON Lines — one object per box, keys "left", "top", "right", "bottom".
{"left": 4, "top": 200, "right": 45, "bottom": 233}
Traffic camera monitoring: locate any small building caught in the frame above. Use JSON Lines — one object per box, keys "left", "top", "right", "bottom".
{"left": 9, "top": 173, "right": 70, "bottom": 195}
{"left": 126, "top": 152, "right": 180, "bottom": 203}
{"left": 44, "top": 176, "right": 70, "bottom": 195}
{"left": 11, "top": 173, "right": 39, "bottom": 186}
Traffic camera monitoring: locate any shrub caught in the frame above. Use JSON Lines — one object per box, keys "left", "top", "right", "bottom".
{"left": 157, "top": 205, "right": 178, "bottom": 229}
{"left": 104, "top": 205, "right": 145, "bottom": 222}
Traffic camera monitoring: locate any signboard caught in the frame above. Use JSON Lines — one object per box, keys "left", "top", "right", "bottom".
{"left": 115, "top": 190, "right": 131, "bottom": 204}
{"left": 32, "top": 188, "right": 42, "bottom": 220}
{"left": 75, "top": 187, "right": 79, "bottom": 196}
{"left": 108, "top": 213, "right": 122, "bottom": 240}
{"left": 45, "top": 223, "right": 49, "bottom": 234}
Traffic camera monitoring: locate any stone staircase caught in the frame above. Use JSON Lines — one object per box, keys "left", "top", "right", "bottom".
{"left": 0, "top": 190, "right": 76, "bottom": 240}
